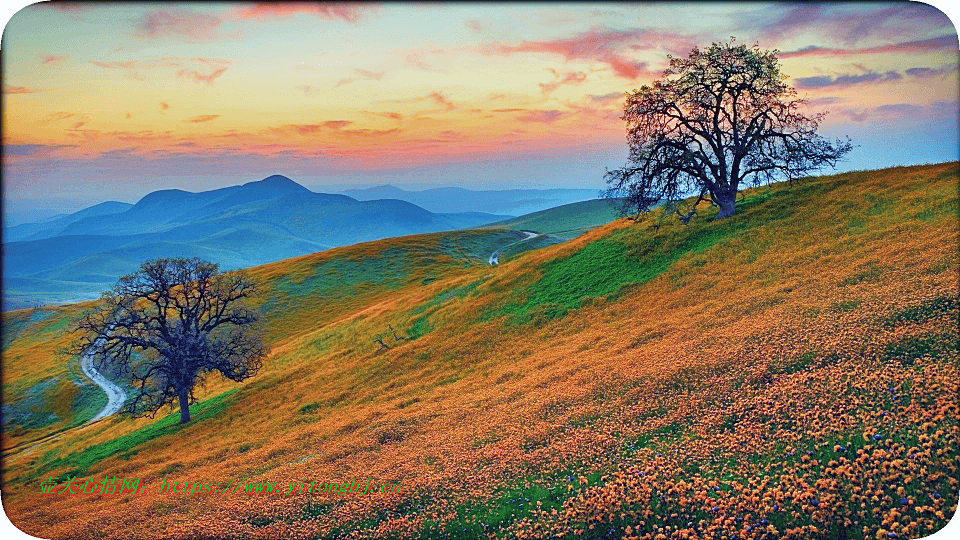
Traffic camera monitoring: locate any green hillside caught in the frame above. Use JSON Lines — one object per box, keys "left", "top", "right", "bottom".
{"left": 484, "top": 198, "right": 622, "bottom": 239}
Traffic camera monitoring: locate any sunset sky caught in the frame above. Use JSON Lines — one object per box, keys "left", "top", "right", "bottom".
{"left": 2, "top": 2, "right": 958, "bottom": 218}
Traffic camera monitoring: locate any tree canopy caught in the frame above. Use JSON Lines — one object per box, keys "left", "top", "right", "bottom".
{"left": 604, "top": 39, "right": 852, "bottom": 221}
{"left": 72, "top": 258, "right": 266, "bottom": 423}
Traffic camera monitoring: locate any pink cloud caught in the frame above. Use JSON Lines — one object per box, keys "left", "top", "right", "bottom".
{"left": 235, "top": 3, "right": 370, "bottom": 23}
{"left": 427, "top": 92, "right": 455, "bottom": 111}
{"left": 91, "top": 60, "right": 137, "bottom": 69}
{"left": 539, "top": 71, "right": 587, "bottom": 94}
{"left": 488, "top": 27, "right": 671, "bottom": 80}
{"left": 193, "top": 57, "right": 232, "bottom": 66}
{"left": 41, "top": 54, "right": 66, "bottom": 65}
{"left": 177, "top": 67, "right": 228, "bottom": 84}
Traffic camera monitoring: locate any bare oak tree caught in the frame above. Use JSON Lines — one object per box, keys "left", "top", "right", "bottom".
{"left": 71, "top": 258, "right": 266, "bottom": 424}
{"left": 604, "top": 39, "right": 852, "bottom": 220}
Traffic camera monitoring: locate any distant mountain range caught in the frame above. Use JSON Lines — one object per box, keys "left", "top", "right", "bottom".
{"left": 3, "top": 175, "right": 510, "bottom": 310}
{"left": 339, "top": 185, "right": 601, "bottom": 216}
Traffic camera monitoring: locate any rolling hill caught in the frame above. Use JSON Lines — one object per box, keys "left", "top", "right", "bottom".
{"left": 484, "top": 198, "right": 622, "bottom": 239}
{"left": 1, "top": 162, "right": 957, "bottom": 540}
{"left": 2, "top": 175, "right": 511, "bottom": 310}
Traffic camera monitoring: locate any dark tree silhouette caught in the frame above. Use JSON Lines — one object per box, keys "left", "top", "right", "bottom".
{"left": 604, "top": 39, "right": 852, "bottom": 221}
{"left": 71, "top": 258, "right": 266, "bottom": 424}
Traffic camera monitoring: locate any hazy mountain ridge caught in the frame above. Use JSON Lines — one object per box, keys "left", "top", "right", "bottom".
{"left": 340, "top": 184, "right": 601, "bottom": 215}
{"left": 3, "top": 175, "right": 512, "bottom": 309}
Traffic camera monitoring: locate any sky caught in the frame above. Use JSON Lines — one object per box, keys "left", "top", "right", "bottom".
{"left": 2, "top": 1, "right": 958, "bottom": 220}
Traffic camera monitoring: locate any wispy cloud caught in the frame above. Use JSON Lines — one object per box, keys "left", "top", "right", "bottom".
{"left": 780, "top": 35, "right": 959, "bottom": 58}
{"left": 517, "top": 110, "right": 565, "bottom": 123}
{"left": 905, "top": 65, "right": 958, "bottom": 78}
{"left": 487, "top": 27, "right": 675, "bottom": 79}
{"left": 41, "top": 54, "right": 66, "bottom": 65}
{"left": 586, "top": 91, "right": 623, "bottom": 104}
{"left": 177, "top": 67, "right": 228, "bottom": 85}
{"left": 185, "top": 115, "right": 221, "bottom": 123}
{"left": 4, "top": 86, "right": 42, "bottom": 94}
{"left": 426, "top": 92, "right": 455, "bottom": 112}
{"left": 91, "top": 60, "right": 137, "bottom": 70}
{"left": 794, "top": 70, "right": 903, "bottom": 89}
{"left": 370, "top": 112, "right": 403, "bottom": 121}
{"left": 793, "top": 64, "right": 957, "bottom": 90}
{"left": 235, "top": 3, "right": 371, "bottom": 23}
{"left": 334, "top": 69, "right": 386, "bottom": 88}
{"left": 835, "top": 100, "right": 957, "bottom": 123}
{"left": 759, "top": 3, "right": 948, "bottom": 47}
{"left": 539, "top": 70, "right": 587, "bottom": 95}
{"left": 134, "top": 8, "right": 234, "bottom": 42}
{"left": 397, "top": 92, "right": 456, "bottom": 113}
{"left": 45, "top": 112, "right": 75, "bottom": 122}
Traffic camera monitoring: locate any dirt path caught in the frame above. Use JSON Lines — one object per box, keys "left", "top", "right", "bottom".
{"left": 80, "top": 346, "right": 125, "bottom": 422}
{"left": 489, "top": 230, "right": 539, "bottom": 265}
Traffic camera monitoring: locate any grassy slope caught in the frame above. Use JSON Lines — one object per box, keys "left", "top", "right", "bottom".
{"left": 1, "top": 163, "right": 958, "bottom": 540}
{"left": 483, "top": 198, "right": 622, "bottom": 239}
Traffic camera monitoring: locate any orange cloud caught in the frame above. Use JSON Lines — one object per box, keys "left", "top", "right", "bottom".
{"left": 324, "top": 120, "right": 353, "bottom": 130}
{"left": 185, "top": 115, "right": 221, "bottom": 123}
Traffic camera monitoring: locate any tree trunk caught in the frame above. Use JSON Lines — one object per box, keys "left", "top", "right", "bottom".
{"left": 714, "top": 190, "right": 737, "bottom": 219}
{"left": 178, "top": 388, "right": 191, "bottom": 424}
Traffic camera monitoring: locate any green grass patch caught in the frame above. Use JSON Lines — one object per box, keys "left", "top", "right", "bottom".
{"left": 880, "top": 295, "right": 958, "bottom": 328}
{"left": 882, "top": 332, "right": 957, "bottom": 367}
{"left": 28, "top": 389, "right": 239, "bottom": 482}
{"left": 485, "top": 189, "right": 798, "bottom": 326}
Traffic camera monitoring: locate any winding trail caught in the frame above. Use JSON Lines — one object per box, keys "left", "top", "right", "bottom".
{"left": 489, "top": 230, "right": 539, "bottom": 265}
{"left": 80, "top": 344, "right": 125, "bottom": 422}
